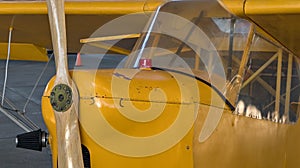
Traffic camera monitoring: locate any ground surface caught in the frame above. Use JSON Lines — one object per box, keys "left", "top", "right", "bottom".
{"left": 0, "top": 55, "right": 78, "bottom": 167}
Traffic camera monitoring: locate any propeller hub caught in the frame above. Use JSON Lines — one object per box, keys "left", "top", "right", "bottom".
{"left": 50, "top": 84, "right": 73, "bottom": 112}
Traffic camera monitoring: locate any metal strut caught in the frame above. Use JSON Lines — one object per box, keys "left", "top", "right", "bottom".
{"left": 1, "top": 27, "right": 13, "bottom": 106}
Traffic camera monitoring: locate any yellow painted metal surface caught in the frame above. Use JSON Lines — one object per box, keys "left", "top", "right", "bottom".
{"left": 286, "top": 120, "right": 300, "bottom": 167}
{"left": 41, "top": 78, "right": 58, "bottom": 168}
{"left": 194, "top": 109, "right": 289, "bottom": 168}
{"left": 41, "top": 69, "right": 300, "bottom": 168}
{"left": 244, "top": 0, "right": 300, "bottom": 15}
{"left": 222, "top": 0, "right": 300, "bottom": 17}
{"left": 42, "top": 69, "right": 231, "bottom": 168}
{"left": 0, "top": 43, "right": 48, "bottom": 61}
{"left": 220, "top": 0, "right": 245, "bottom": 17}
{"left": 0, "top": 1, "right": 164, "bottom": 15}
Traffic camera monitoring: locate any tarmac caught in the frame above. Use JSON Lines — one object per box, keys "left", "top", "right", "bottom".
{"left": 0, "top": 56, "right": 61, "bottom": 168}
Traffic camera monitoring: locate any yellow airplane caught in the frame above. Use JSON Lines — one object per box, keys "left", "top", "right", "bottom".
{"left": 0, "top": 0, "right": 297, "bottom": 168}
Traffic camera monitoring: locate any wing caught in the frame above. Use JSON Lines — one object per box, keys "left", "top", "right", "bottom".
{"left": 0, "top": 0, "right": 163, "bottom": 61}
{"left": 223, "top": 0, "right": 300, "bottom": 57}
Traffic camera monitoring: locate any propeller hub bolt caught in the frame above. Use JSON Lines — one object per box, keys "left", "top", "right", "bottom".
{"left": 58, "top": 94, "right": 64, "bottom": 102}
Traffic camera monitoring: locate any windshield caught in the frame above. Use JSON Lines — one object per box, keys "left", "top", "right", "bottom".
{"left": 125, "top": 0, "right": 252, "bottom": 105}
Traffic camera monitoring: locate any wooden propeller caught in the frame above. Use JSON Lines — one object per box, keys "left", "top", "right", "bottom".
{"left": 46, "top": 0, "right": 84, "bottom": 167}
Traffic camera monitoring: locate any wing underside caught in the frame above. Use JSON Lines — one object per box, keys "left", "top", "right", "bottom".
{"left": 223, "top": 0, "right": 300, "bottom": 58}
{"left": 0, "top": 0, "right": 163, "bottom": 61}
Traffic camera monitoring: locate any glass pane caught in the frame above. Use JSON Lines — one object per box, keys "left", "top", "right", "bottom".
{"left": 237, "top": 34, "right": 300, "bottom": 124}
{"left": 127, "top": 0, "right": 252, "bottom": 105}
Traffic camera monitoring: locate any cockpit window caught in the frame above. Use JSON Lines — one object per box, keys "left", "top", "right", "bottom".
{"left": 125, "top": 0, "right": 300, "bottom": 124}
{"left": 236, "top": 34, "right": 300, "bottom": 124}
{"left": 125, "top": 0, "right": 252, "bottom": 106}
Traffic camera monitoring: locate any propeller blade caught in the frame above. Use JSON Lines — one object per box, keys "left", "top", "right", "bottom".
{"left": 46, "top": 0, "right": 84, "bottom": 167}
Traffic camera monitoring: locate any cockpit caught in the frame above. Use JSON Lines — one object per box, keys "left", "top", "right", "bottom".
{"left": 79, "top": 0, "right": 300, "bottom": 124}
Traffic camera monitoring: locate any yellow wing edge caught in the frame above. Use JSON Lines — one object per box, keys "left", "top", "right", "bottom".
{"left": 222, "top": 0, "right": 300, "bottom": 16}
{"left": 0, "top": 1, "right": 164, "bottom": 15}
{"left": 222, "top": 0, "right": 300, "bottom": 57}
{"left": 0, "top": 43, "right": 48, "bottom": 62}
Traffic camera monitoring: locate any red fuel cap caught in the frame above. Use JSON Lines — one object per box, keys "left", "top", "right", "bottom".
{"left": 139, "top": 59, "right": 152, "bottom": 68}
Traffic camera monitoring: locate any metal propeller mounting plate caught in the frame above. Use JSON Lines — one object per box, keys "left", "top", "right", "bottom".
{"left": 50, "top": 84, "right": 73, "bottom": 112}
